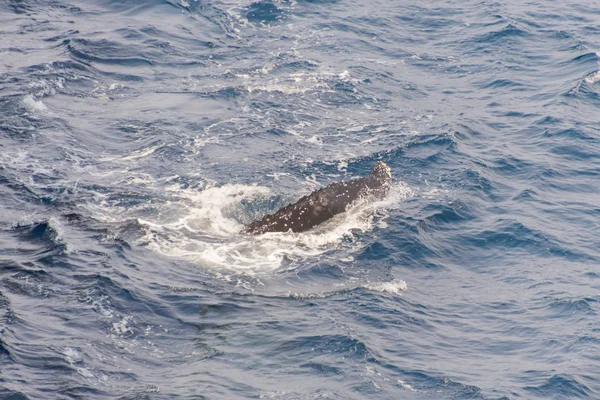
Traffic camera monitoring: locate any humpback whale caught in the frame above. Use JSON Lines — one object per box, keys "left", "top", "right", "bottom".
{"left": 241, "top": 162, "right": 392, "bottom": 234}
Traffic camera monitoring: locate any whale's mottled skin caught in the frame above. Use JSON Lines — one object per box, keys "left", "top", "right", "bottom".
{"left": 241, "top": 162, "right": 392, "bottom": 234}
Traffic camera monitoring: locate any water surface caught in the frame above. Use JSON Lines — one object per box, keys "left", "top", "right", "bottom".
{"left": 1, "top": 0, "right": 600, "bottom": 398}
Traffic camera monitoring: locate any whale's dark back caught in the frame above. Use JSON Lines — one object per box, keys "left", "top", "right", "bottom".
{"left": 241, "top": 162, "right": 392, "bottom": 234}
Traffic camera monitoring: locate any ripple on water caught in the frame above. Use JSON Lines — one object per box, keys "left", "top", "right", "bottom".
{"left": 524, "top": 374, "right": 591, "bottom": 399}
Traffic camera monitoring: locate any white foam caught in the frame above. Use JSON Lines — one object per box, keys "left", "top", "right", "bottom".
{"left": 118, "top": 144, "right": 162, "bottom": 161}
{"left": 397, "top": 379, "right": 416, "bottom": 391}
{"left": 21, "top": 94, "right": 47, "bottom": 111}
{"left": 83, "top": 294, "right": 114, "bottom": 319}
{"left": 338, "top": 70, "right": 350, "bottom": 80}
{"left": 138, "top": 182, "right": 414, "bottom": 272}
{"left": 337, "top": 160, "right": 348, "bottom": 172}
{"left": 362, "top": 280, "right": 408, "bottom": 295}
{"left": 240, "top": 70, "right": 347, "bottom": 94}
{"left": 64, "top": 347, "right": 95, "bottom": 379}
{"left": 64, "top": 347, "right": 80, "bottom": 361}
{"left": 245, "top": 82, "right": 333, "bottom": 94}
{"left": 112, "top": 316, "right": 134, "bottom": 335}
{"left": 584, "top": 70, "right": 600, "bottom": 84}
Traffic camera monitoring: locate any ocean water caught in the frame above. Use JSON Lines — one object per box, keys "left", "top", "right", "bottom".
{"left": 1, "top": 0, "right": 599, "bottom": 398}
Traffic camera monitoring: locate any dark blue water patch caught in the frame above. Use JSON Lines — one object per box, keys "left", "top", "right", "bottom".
{"left": 72, "top": 273, "right": 156, "bottom": 321}
{"left": 535, "top": 115, "right": 563, "bottom": 127}
{"left": 490, "top": 155, "right": 536, "bottom": 178}
{"left": 566, "top": 336, "right": 600, "bottom": 361}
{"left": 511, "top": 187, "right": 539, "bottom": 202}
{"left": 0, "top": 176, "right": 43, "bottom": 209}
{"left": 0, "top": 101, "right": 40, "bottom": 138}
{"left": 551, "top": 53, "right": 600, "bottom": 83}
{"left": 585, "top": 271, "right": 600, "bottom": 279}
{"left": 351, "top": 66, "right": 427, "bottom": 97}
{"left": 440, "top": 122, "right": 481, "bottom": 141}
{"left": 140, "top": 25, "right": 221, "bottom": 51}
{"left": 329, "top": 78, "right": 360, "bottom": 95}
{"left": 342, "top": 291, "right": 432, "bottom": 331}
{"left": 190, "top": 86, "right": 243, "bottom": 101}
{"left": 534, "top": 171, "right": 600, "bottom": 197}
{"left": 564, "top": 52, "right": 599, "bottom": 67}
{"left": 3, "top": 341, "right": 73, "bottom": 375}
{"left": 548, "top": 297, "right": 597, "bottom": 318}
{"left": 110, "top": 119, "right": 167, "bottom": 140}
{"left": 4, "top": 60, "right": 94, "bottom": 101}
{"left": 245, "top": 1, "right": 286, "bottom": 24}
{"left": 403, "top": 132, "right": 458, "bottom": 166}
{"left": 9, "top": 0, "right": 82, "bottom": 14}
{"left": 311, "top": 85, "right": 380, "bottom": 107}
{"left": 114, "top": 386, "right": 164, "bottom": 400}
{"left": 158, "top": 291, "right": 250, "bottom": 323}
{"left": 479, "top": 78, "right": 533, "bottom": 91}
{"left": 302, "top": 263, "right": 346, "bottom": 281}
{"left": 450, "top": 219, "right": 575, "bottom": 264}
{"left": 95, "top": 0, "right": 181, "bottom": 13}
{"left": 473, "top": 23, "right": 530, "bottom": 45}
{"left": 561, "top": 82, "right": 600, "bottom": 107}
{"left": 11, "top": 221, "right": 61, "bottom": 247}
{"left": 273, "top": 59, "right": 321, "bottom": 75}
{"left": 377, "top": 365, "right": 498, "bottom": 399}
{"left": 511, "top": 13, "right": 546, "bottom": 30}
{"left": 7, "top": 0, "right": 32, "bottom": 14}
{"left": 0, "top": 269, "right": 57, "bottom": 301}
{"left": 117, "top": 26, "right": 214, "bottom": 57}
{"left": 524, "top": 373, "right": 591, "bottom": 399}
{"left": 550, "top": 30, "right": 573, "bottom": 40}
{"left": 348, "top": 309, "right": 389, "bottom": 331}
{"left": 79, "top": 70, "right": 144, "bottom": 87}
{"left": 0, "top": 73, "right": 22, "bottom": 94}
{"left": 549, "top": 144, "right": 599, "bottom": 162}
{"left": 458, "top": 168, "right": 504, "bottom": 202}
{"left": 0, "top": 341, "right": 116, "bottom": 398}
{"left": 525, "top": 8, "right": 587, "bottom": 25}
{"left": 15, "top": 18, "right": 56, "bottom": 36}
{"left": 375, "top": 219, "right": 442, "bottom": 270}
{"left": 273, "top": 333, "right": 371, "bottom": 360}
{"left": 43, "top": 29, "right": 80, "bottom": 43}
{"left": 282, "top": 158, "right": 380, "bottom": 187}
{"left": 0, "top": 337, "right": 12, "bottom": 363}
{"left": 531, "top": 165, "right": 569, "bottom": 183}
{"left": 295, "top": 0, "right": 338, "bottom": 4}
{"left": 354, "top": 241, "right": 392, "bottom": 262}
{"left": 432, "top": 377, "right": 488, "bottom": 400}
{"left": 352, "top": 223, "right": 436, "bottom": 270}
{"left": 418, "top": 201, "right": 475, "bottom": 229}
{"left": 0, "top": 388, "right": 30, "bottom": 400}
{"left": 299, "top": 361, "right": 341, "bottom": 376}
{"left": 58, "top": 386, "right": 109, "bottom": 400}
{"left": 541, "top": 126, "right": 597, "bottom": 142}
{"left": 473, "top": 220, "right": 543, "bottom": 249}
{"left": 315, "top": 19, "right": 382, "bottom": 42}
{"left": 501, "top": 111, "right": 540, "bottom": 119}
{"left": 64, "top": 38, "right": 154, "bottom": 67}
{"left": 0, "top": 289, "right": 17, "bottom": 328}
{"left": 393, "top": 5, "right": 470, "bottom": 27}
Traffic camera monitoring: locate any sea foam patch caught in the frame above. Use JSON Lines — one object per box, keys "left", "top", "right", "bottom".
{"left": 138, "top": 181, "right": 413, "bottom": 272}
{"left": 22, "top": 94, "right": 47, "bottom": 111}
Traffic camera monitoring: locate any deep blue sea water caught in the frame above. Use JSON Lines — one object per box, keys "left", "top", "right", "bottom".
{"left": 1, "top": 0, "right": 600, "bottom": 398}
